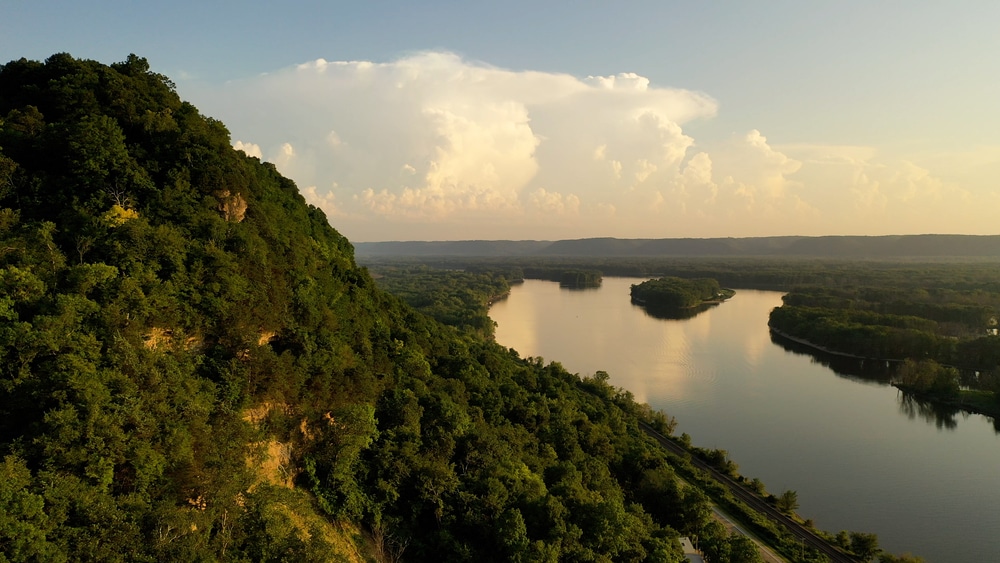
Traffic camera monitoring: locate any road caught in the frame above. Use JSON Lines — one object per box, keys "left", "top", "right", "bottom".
{"left": 710, "top": 505, "right": 786, "bottom": 563}
{"left": 638, "top": 422, "right": 859, "bottom": 563}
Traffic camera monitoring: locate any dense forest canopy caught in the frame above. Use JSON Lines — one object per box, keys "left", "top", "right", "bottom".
{"left": 630, "top": 277, "right": 724, "bottom": 310}
{"left": 768, "top": 286, "right": 1000, "bottom": 371}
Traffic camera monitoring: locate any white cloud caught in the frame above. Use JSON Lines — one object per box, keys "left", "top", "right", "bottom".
{"left": 232, "top": 140, "right": 262, "bottom": 159}
{"left": 585, "top": 72, "right": 650, "bottom": 91}
{"left": 417, "top": 100, "right": 539, "bottom": 215}
{"left": 677, "top": 152, "right": 716, "bottom": 204}
{"left": 682, "top": 152, "right": 714, "bottom": 187}
{"left": 190, "top": 52, "right": 999, "bottom": 240}
{"left": 272, "top": 142, "right": 296, "bottom": 173}
{"left": 720, "top": 130, "right": 802, "bottom": 199}
{"left": 777, "top": 144, "right": 988, "bottom": 235}
{"left": 189, "top": 52, "right": 722, "bottom": 240}
{"left": 527, "top": 188, "right": 581, "bottom": 216}
{"left": 301, "top": 184, "right": 342, "bottom": 218}
{"left": 634, "top": 159, "right": 658, "bottom": 184}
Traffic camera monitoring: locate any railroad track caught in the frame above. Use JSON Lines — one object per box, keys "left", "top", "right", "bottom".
{"left": 638, "top": 422, "right": 859, "bottom": 563}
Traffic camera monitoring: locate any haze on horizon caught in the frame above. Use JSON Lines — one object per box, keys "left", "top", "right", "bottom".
{"left": 5, "top": 1, "right": 999, "bottom": 242}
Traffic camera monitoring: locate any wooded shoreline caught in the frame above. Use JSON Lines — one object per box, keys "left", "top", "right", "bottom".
{"left": 771, "top": 329, "right": 1000, "bottom": 421}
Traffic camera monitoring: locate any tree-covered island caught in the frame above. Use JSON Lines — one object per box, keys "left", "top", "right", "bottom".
{"left": 558, "top": 269, "right": 602, "bottom": 289}
{"left": 630, "top": 277, "right": 734, "bottom": 310}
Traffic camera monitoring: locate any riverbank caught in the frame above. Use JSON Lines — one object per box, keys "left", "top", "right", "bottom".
{"left": 703, "top": 288, "right": 737, "bottom": 304}
{"left": 768, "top": 327, "right": 901, "bottom": 362}
{"left": 771, "top": 328, "right": 1000, "bottom": 421}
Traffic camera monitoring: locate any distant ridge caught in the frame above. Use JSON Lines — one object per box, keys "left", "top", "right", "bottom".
{"left": 352, "top": 239, "right": 550, "bottom": 256}
{"left": 355, "top": 235, "right": 1000, "bottom": 258}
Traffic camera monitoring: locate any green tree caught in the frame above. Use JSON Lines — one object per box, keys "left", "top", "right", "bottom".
{"left": 0, "top": 456, "right": 65, "bottom": 562}
{"left": 775, "top": 489, "right": 799, "bottom": 514}
{"left": 728, "top": 535, "right": 764, "bottom": 563}
{"left": 850, "top": 531, "right": 882, "bottom": 561}
{"left": 306, "top": 403, "right": 379, "bottom": 520}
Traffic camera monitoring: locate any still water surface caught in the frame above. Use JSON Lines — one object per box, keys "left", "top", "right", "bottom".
{"left": 489, "top": 278, "right": 1000, "bottom": 562}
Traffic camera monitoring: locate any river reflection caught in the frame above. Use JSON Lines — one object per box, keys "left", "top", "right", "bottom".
{"left": 897, "top": 391, "right": 1000, "bottom": 433}
{"left": 897, "top": 392, "right": 960, "bottom": 430}
{"left": 490, "top": 279, "right": 1000, "bottom": 562}
{"left": 634, "top": 301, "right": 719, "bottom": 320}
{"left": 769, "top": 332, "right": 895, "bottom": 384}
{"left": 770, "top": 332, "right": 1000, "bottom": 433}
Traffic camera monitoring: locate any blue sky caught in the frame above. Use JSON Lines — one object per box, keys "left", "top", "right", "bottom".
{"left": 4, "top": 1, "right": 1000, "bottom": 241}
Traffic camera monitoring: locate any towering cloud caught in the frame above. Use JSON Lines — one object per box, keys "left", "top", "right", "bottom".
{"left": 187, "top": 52, "right": 998, "bottom": 240}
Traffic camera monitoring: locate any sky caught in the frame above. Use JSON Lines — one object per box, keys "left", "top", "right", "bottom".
{"left": 4, "top": 1, "right": 1000, "bottom": 242}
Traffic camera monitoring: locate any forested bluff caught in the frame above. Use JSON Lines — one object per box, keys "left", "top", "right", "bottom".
{"left": 0, "top": 53, "right": 934, "bottom": 562}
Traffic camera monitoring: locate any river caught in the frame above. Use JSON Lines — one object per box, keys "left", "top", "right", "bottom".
{"left": 489, "top": 278, "right": 1000, "bottom": 562}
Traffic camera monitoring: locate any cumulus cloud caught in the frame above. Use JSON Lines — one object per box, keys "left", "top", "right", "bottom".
{"left": 190, "top": 52, "right": 998, "bottom": 240}
{"left": 585, "top": 72, "right": 649, "bottom": 91}
{"left": 715, "top": 130, "right": 802, "bottom": 200}
{"left": 187, "top": 52, "right": 722, "bottom": 239}
{"left": 776, "top": 143, "right": 994, "bottom": 235}
{"left": 232, "top": 140, "right": 262, "bottom": 159}
{"left": 527, "top": 188, "right": 581, "bottom": 216}
{"left": 301, "top": 184, "right": 342, "bottom": 218}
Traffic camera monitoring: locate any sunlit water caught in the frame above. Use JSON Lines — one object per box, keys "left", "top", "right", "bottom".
{"left": 490, "top": 278, "right": 1000, "bottom": 562}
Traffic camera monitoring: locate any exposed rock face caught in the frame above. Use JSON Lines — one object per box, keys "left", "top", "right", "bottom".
{"left": 142, "top": 327, "right": 205, "bottom": 352}
{"left": 217, "top": 190, "right": 248, "bottom": 222}
{"left": 258, "top": 331, "right": 277, "bottom": 346}
{"left": 142, "top": 327, "right": 172, "bottom": 350}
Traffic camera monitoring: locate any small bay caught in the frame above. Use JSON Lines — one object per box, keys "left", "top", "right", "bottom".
{"left": 490, "top": 278, "right": 1000, "bottom": 562}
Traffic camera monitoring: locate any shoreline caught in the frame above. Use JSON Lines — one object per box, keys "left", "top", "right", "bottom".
{"left": 770, "top": 328, "right": 1000, "bottom": 420}
{"left": 767, "top": 327, "right": 904, "bottom": 362}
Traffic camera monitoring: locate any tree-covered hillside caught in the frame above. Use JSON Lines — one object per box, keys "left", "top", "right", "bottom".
{"left": 0, "top": 53, "right": 769, "bottom": 562}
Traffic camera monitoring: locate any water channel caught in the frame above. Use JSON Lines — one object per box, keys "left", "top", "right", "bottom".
{"left": 489, "top": 278, "right": 1000, "bottom": 562}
